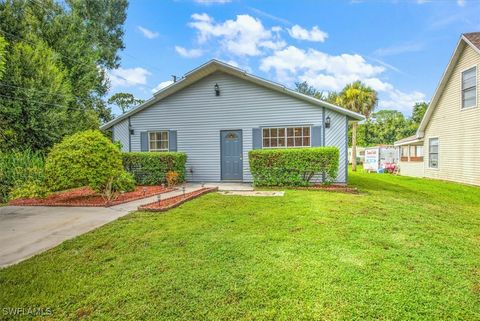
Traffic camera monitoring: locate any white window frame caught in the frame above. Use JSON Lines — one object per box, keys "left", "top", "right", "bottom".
{"left": 148, "top": 131, "right": 169, "bottom": 152}
{"left": 415, "top": 145, "right": 424, "bottom": 157}
{"left": 428, "top": 137, "right": 439, "bottom": 169}
{"left": 261, "top": 126, "right": 312, "bottom": 149}
{"left": 461, "top": 65, "right": 477, "bottom": 109}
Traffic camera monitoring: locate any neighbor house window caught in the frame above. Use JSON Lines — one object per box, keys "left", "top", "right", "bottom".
{"left": 462, "top": 66, "right": 477, "bottom": 108}
{"left": 400, "top": 146, "right": 409, "bottom": 161}
{"left": 415, "top": 146, "right": 424, "bottom": 157}
{"left": 149, "top": 131, "right": 169, "bottom": 151}
{"left": 262, "top": 126, "right": 311, "bottom": 148}
{"left": 429, "top": 138, "right": 438, "bottom": 168}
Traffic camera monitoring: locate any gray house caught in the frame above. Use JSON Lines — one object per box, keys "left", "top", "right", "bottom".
{"left": 101, "top": 60, "right": 364, "bottom": 183}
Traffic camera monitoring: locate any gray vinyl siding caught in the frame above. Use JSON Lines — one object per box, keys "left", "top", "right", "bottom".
{"left": 116, "top": 71, "right": 348, "bottom": 182}
{"left": 113, "top": 118, "right": 129, "bottom": 152}
{"left": 325, "top": 110, "right": 348, "bottom": 183}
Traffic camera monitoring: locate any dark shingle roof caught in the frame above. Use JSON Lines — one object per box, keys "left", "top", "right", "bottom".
{"left": 463, "top": 32, "right": 480, "bottom": 50}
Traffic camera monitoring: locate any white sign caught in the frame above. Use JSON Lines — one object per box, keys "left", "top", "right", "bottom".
{"left": 364, "top": 148, "right": 379, "bottom": 171}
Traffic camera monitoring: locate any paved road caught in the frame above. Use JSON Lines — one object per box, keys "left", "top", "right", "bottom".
{"left": 0, "top": 185, "right": 204, "bottom": 268}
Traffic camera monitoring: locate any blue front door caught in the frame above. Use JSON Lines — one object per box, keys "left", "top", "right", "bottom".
{"left": 221, "top": 130, "right": 243, "bottom": 181}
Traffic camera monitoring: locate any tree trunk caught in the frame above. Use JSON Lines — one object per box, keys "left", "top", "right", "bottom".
{"left": 351, "top": 122, "right": 358, "bottom": 171}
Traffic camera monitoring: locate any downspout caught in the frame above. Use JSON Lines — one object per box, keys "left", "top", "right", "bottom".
{"left": 128, "top": 117, "right": 132, "bottom": 152}
{"left": 322, "top": 107, "right": 326, "bottom": 183}
{"left": 345, "top": 116, "right": 349, "bottom": 184}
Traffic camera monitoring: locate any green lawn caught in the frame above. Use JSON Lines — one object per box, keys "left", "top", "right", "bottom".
{"left": 1, "top": 171, "right": 480, "bottom": 320}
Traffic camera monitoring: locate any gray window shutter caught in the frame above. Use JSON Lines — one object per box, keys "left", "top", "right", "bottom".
{"left": 252, "top": 128, "right": 262, "bottom": 149}
{"left": 312, "top": 126, "right": 322, "bottom": 147}
{"left": 140, "top": 132, "right": 148, "bottom": 151}
{"left": 169, "top": 130, "right": 177, "bottom": 152}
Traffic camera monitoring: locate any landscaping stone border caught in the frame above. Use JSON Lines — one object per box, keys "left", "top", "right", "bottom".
{"left": 8, "top": 186, "right": 174, "bottom": 207}
{"left": 138, "top": 187, "right": 218, "bottom": 212}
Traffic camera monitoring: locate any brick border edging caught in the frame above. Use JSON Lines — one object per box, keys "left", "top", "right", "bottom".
{"left": 8, "top": 188, "right": 174, "bottom": 208}
{"left": 138, "top": 187, "right": 218, "bottom": 212}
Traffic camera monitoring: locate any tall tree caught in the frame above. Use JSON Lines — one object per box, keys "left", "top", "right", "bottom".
{"left": 335, "top": 81, "right": 377, "bottom": 171}
{"left": 0, "top": 40, "right": 79, "bottom": 150}
{"left": 371, "top": 110, "right": 411, "bottom": 144}
{"left": 295, "top": 81, "right": 325, "bottom": 99}
{"left": 0, "top": 35, "right": 6, "bottom": 79}
{"left": 0, "top": 0, "right": 127, "bottom": 151}
{"left": 108, "top": 92, "right": 144, "bottom": 114}
{"left": 410, "top": 102, "right": 428, "bottom": 125}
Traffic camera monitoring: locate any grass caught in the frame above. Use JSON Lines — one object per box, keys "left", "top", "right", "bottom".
{"left": 1, "top": 171, "right": 480, "bottom": 320}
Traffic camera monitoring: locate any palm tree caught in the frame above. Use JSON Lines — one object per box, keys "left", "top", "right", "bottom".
{"left": 335, "top": 81, "right": 377, "bottom": 171}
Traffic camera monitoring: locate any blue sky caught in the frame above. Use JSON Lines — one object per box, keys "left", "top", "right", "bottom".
{"left": 107, "top": 0, "right": 480, "bottom": 116}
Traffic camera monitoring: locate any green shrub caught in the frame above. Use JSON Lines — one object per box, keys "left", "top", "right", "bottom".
{"left": 248, "top": 147, "right": 339, "bottom": 186}
{"left": 45, "top": 130, "right": 125, "bottom": 193}
{"left": 0, "top": 150, "right": 45, "bottom": 202}
{"left": 122, "top": 152, "right": 187, "bottom": 185}
{"left": 113, "top": 171, "right": 136, "bottom": 192}
{"left": 9, "top": 181, "right": 49, "bottom": 200}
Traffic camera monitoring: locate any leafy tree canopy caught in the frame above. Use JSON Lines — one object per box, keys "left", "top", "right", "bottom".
{"left": 293, "top": 81, "right": 430, "bottom": 147}
{"left": 411, "top": 102, "right": 428, "bottom": 124}
{"left": 0, "top": 0, "right": 128, "bottom": 152}
{"left": 108, "top": 92, "right": 144, "bottom": 114}
{"left": 295, "top": 81, "right": 325, "bottom": 100}
{"left": 0, "top": 35, "right": 6, "bottom": 79}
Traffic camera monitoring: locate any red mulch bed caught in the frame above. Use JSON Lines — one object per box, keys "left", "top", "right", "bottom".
{"left": 8, "top": 186, "right": 173, "bottom": 207}
{"left": 294, "top": 184, "right": 359, "bottom": 194}
{"left": 138, "top": 187, "right": 218, "bottom": 212}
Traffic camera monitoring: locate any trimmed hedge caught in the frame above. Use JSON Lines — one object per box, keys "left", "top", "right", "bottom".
{"left": 122, "top": 152, "right": 187, "bottom": 185}
{"left": 249, "top": 147, "right": 339, "bottom": 186}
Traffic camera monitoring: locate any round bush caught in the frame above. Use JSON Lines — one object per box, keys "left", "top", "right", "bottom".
{"left": 45, "top": 130, "right": 124, "bottom": 192}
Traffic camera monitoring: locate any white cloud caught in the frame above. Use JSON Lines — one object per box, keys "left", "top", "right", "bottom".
{"left": 378, "top": 88, "right": 426, "bottom": 114}
{"left": 108, "top": 67, "right": 151, "bottom": 87}
{"left": 288, "top": 25, "right": 328, "bottom": 42}
{"left": 175, "top": 46, "right": 203, "bottom": 58}
{"left": 260, "top": 45, "right": 425, "bottom": 115}
{"left": 152, "top": 80, "right": 174, "bottom": 93}
{"left": 457, "top": 0, "right": 465, "bottom": 6}
{"left": 137, "top": 26, "right": 159, "bottom": 39}
{"left": 188, "top": 13, "right": 285, "bottom": 56}
{"left": 260, "top": 46, "right": 384, "bottom": 90}
{"left": 193, "top": 0, "right": 231, "bottom": 4}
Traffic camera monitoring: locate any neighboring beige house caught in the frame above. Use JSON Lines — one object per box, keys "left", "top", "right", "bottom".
{"left": 395, "top": 32, "right": 480, "bottom": 186}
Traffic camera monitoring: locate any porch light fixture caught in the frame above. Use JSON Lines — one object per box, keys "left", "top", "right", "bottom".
{"left": 325, "top": 116, "right": 331, "bottom": 129}
{"left": 214, "top": 83, "right": 220, "bottom": 96}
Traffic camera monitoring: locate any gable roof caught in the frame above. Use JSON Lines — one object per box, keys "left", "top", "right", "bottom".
{"left": 394, "top": 134, "right": 423, "bottom": 146}
{"left": 417, "top": 32, "right": 480, "bottom": 137}
{"left": 464, "top": 32, "right": 480, "bottom": 50}
{"left": 100, "top": 59, "right": 364, "bottom": 130}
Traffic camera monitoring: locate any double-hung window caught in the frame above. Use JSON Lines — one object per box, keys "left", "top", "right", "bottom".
{"left": 262, "top": 126, "right": 311, "bottom": 148}
{"left": 462, "top": 66, "right": 477, "bottom": 109}
{"left": 429, "top": 138, "right": 439, "bottom": 168}
{"left": 149, "top": 131, "right": 169, "bottom": 151}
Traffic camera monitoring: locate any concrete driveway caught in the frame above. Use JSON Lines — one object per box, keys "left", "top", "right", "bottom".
{"left": 0, "top": 185, "right": 205, "bottom": 268}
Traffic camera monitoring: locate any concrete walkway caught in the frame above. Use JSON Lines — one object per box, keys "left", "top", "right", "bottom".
{"left": 0, "top": 184, "right": 203, "bottom": 268}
